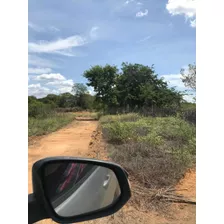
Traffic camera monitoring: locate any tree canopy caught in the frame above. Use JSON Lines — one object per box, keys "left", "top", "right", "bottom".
{"left": 84, "top": 62, "right": 183, "bottom": 111}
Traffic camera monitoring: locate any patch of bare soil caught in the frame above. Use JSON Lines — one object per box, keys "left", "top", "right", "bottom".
{"left": 166, "top": 168, "right": 196, "bottom": 224}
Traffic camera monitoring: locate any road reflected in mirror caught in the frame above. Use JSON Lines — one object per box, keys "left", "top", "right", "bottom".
{"left": 44, "top": 162, "right": 121, "bottom": 217}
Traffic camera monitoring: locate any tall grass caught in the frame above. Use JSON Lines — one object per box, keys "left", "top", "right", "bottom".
{"left": 73, "top": 112, "right": 99, "bottom": 119}
{"left": 100, "top": 114, "right": 196, "bottom": 188}
{"left": 100, "top": 113, "right": 141, "bottom": 124}
{"left": 28, "top": 113, "right": 76, "bottom": 137}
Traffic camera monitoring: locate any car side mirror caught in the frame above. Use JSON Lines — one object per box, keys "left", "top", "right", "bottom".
{"left": 28, "top": 157, "right": 131, "bottom": 224}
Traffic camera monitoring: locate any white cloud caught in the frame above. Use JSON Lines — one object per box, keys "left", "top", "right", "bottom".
{"left": 166, "top": 0, "right": 196, "bottom": 18}
{"left": 28, "top": 22, "right": 44, "bottom": 32}
{"left": 58, "top": 87, "right": 73, "bottom": 94}
{"left": 28, "top": 83, "right": 41, "bottom": 89}
{"left": 33, "top": 73, "right": 66, "bottom": 81}
{"left": 29, "top": 22, "right": 61, "bottom": 33}
{"left": 28, "top": 54, "right": 57, "bottom": 68}
{"left": 49, "top": 26, "right": 60, "bottom": 32}
{"left": 53, "top": 50, "right": 75, "bottom": 57}
{"left": 90, "top": 26, "right": 100, "bottom": 40}
{"left": 88, "top": 86, "right": 96, "bottom": 96}
{"left": 190, "top": 19, "right": 196, "bottom": 27}
{"left": 28, "top": 67, "right": 52, "bottom": 74}
{"left": 29, "top": 71, "right": 75, "bottom": 97}
{"left": 183, "top": 94, "right": 195, "bottom": 103}
{"left": 136, "top": 9, "right": 148, "bottom": 17}
{"left": 161, "top": 74, "right": 195, "bottom": 102}
{"left": 137, "top": 35, "right": 152, "bottom": 43}
{"left": 28, "top": 35, "right": 87, "bottom": 56}
{"left": 46, "top": 79, "right": 74, "bottom": 88}
{"left": 28, "top": 83, "right": 58, "bottom": 98}
{"left": 125, "top": 0, "right": 135, "bottom": 4}
{"left": 166, "top": 0, "right": 196, "bottom": 28}
{"left": 161, "top": 74, "right": 186, "bottom": 89}
{"left": 123, "top": 0, "right": 143, "bottom": 7}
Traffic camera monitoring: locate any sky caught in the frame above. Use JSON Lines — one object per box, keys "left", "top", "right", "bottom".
{"left": 28, "top": 0, "right": 196, "bottom": 102}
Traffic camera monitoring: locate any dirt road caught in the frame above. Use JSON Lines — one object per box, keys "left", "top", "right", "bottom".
{"left": 28, "top": 120, "right": 98, "bottom": 194}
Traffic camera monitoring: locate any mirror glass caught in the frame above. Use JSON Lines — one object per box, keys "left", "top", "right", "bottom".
{"left": 43, "top": 162, "right": 121, "bottom": 217}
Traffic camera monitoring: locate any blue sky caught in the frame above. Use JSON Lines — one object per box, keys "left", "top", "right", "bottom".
{"left": 28, "top": 0, "right": 196, "bottom": 101}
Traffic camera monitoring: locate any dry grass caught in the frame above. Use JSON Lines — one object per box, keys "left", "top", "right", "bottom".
{"left": 28, "top": 113, "right": 76, "bottom": 136}
{"left": 100, "top": 114, "right": 196, "bottom": 212}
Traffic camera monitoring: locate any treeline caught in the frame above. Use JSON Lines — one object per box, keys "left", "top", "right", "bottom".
{"left": 83, "top": 62, "right": 188, "bottom": 113}
{"left": 28, "top": 84, "right": 95, "bottom": 117}
{"left": 29, "top": 62, "right": 196, "bottom": 118}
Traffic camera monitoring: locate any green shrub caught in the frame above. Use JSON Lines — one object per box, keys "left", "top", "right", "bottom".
{"left": 103, "top": 121, "right": 136, "bottom": 142}
{"left": 28, "top": 100, "right": 55, "bottom": 118}
{"left": 28, "top": 113, "right": 76, "bottom": 136}
{"left": 100, "top": 113, "right": 141, "bottom": 124}
{"left": 101, "top": 113, "right": 196, "bottom": 189}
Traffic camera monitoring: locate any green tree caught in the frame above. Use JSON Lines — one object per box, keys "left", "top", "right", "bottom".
{"left": 117, "top": 63, "right": 158, "bottom": 108}
{"left": 83, "top": 64, "right": 119, "bottom": 108}
{"left": 28, "top": 97, "right": 54, "bottom": 118}
{"left": 58, "top": 92, "right": 76, "bottom": 108}
{"left": 78, "top": 94, "right": 95, "bottom": 109}
{"left": 117, "top": 63, "right": 182, "bottom": 109}
{"left": 83, "top": 62, "right": 183, "bottom": 111}
{"left": 38, "top": 94, "right": 60, "bottom": 108}
{"left": 72, "top": 83, "right": 88, "bottom": 96}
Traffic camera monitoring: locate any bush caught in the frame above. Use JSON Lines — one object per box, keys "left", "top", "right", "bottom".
{"left": 108, "top": 142, "right": 192, "bottom": 188}
{"left": 28, "top": 99, "right": 56, "bottom": 118}
{"left": 28, "top": 113, "right": 76, "bottom": 136}
{"left": 101, "top": 114, "right": 196, "bottom": 188}
{"left": 103, "top": 121, "right": 136, "bottom": 143}
{"left": 100, "top": 113, "right": 141, "bottom": 124}
{"left": 102, "top": 116, "right": 195, "bottom": 144}
{"left": 55, "top": 107, "right": 83, "bottom": 113}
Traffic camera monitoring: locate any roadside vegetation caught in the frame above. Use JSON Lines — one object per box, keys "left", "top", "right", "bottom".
{"left": 28, "top": 113, "right": 76, "bottom": 137}
{"left": 101, "top": 114, "right": 195, "bottom": 186}
{"left": 100, "top": 113, "right": 196, "bottom": 210}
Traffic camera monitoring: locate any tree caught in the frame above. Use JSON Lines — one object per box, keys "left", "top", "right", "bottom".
{"left": 83, "top": 64, "right": 119, "bottom": 108}
{"left": 28, "top": 96, "right": 37, "bottom": 104}
{"left": 83, "top": 62, "right": 183, "bottom": 111}
{"left": 58, "top": 92, "right": 76, "bottom": 108}
{"left": 78, "top": 94, "right": 95, "bottom": 109}
{"left": 117, "top": 63, "right": 160, "bottom": 108}
{"left": 28, "top": 97, "right": 54, "bottom": 118}
{"left": 72, "top": 83, "right": 88, "bottom": 96}
{"left": 117, "top": 63, "right": 182, "bottom": 109}
{"left": 39, "top": 94, "right": 60, "bottom": 108}
{"left": 181, "top": 63, "right": 196, "bottom": 91}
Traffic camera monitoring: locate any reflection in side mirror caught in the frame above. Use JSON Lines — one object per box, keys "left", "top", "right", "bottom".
{"left": 43, "top": 162, "right": 121, "bottom": 217}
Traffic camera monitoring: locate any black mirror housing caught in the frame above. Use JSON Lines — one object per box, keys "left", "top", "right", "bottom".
{"left": 29, "top": 157, "right": 131, "bottom": 224}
